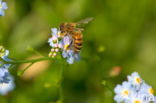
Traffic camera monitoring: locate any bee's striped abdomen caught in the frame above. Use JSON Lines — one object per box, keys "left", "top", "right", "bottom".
{"left": 73, "top": 33, "right": 83, "bottom": 53}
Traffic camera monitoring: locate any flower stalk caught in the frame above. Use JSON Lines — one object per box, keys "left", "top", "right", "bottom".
{"left": 2, "top": 57, "right": 58, "bottom": 64}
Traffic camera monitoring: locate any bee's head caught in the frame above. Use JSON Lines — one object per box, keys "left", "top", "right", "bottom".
{"left": 60, "top": 23, "right": 76, "bottom": 32}
{"left": 60, "top": 23, "right": 67, "bottom": 33}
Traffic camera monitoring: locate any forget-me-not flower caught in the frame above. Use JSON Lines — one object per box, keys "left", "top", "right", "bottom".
{"left": 0, "top": 75, "right": 15, "bottom": 95}
{"left": 48, "top": 28, "right": 62, "bottom": 58}
{"left": 114, "top": 81, "right": 132, "bottom": 103}
{"left": 60, "top": 35, "right": 80, "bottom": 64}
{"left": 127, "top": 72, "right": 142, "bottom": 90}
{"left": 114, "top": 72, "right": 155, "bottom": 103}
{"left": 0, "top": 46, "right": 15, "bottom": 95}
{"left": 48, "top": 28, "right": 81, "bottom": 64}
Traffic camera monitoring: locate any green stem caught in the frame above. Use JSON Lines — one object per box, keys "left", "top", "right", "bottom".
{"left": 17, "top": 63, "right": 34, "bottom": 76}
{"left": 58, "top": 60, "right": 68, "bottom": 102}
{"left": 27, "top": 46, "right": 44, "bottom": 57}
{"left": 102, "top": 80, "right": 114, "bottom": 93}
{"left": 105, "top": 84, "right": 114, "bottom": 93}
{"left": 2, "top": 57, "right": 57, "bottom": 64}
{"left": 59, "top": 63, "right": 64, "bottom": 102}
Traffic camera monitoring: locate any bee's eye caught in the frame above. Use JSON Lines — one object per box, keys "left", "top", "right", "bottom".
{"left": 61, "top": 31, "right": 64, "bottom": 33}
{"left": 60, "top": 27, "right": 62, "bottom": 30}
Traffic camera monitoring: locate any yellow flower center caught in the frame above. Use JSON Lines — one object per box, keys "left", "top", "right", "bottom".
{"left": 64, "top": 44, "right": 69, "bottom": 50}
{"left": 135, "top": 77, "right": 141, "bottom": 84}
{"left": 148, "top": 88, "right": 154, "bottom": 94}
{"left": 121, "top": 90, "right": 129, "bottom": 96}
{"left": 133, "top": 100, "right": 141, "bottom": 103}
{"left": 58, "top": 32, "right": 61, "bottom": 37}
{"left": 0, "top": 46, "right": 5, "bottom": 57}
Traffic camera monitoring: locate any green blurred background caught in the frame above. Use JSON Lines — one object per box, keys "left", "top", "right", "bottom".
{"left": 0, "top": 0, "right": 156, "bottom": 103}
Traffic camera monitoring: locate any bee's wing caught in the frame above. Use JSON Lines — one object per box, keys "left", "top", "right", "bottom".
{"left": 74, "top": 28, "right": 84, "bottom": 31}
{"left": 76, "top": 17, "right": 94, "bottom": 27}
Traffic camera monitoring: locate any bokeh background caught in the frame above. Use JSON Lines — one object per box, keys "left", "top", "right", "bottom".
{"left": 0, "top": 0, "right": 156, "bottom": 103}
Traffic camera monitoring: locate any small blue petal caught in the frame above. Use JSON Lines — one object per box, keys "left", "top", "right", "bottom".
{"left": 67, "top": 56, "right": 74, "bottom": 64}
{"left": 62, "top": 51, "right": 68, "bottom": 58}
{"left": 74, "top": 53, "right": 80, "bottom": 61}
{"left": 2, "top": 2, "right": 7, "bottom": 10}
{"left": 0, "top": 68, "right": 8, "bottom": 77}
{"left": 0, "top": 63, "right": 11, "bottom": 83}
{"left": 62, "top": 36, "right": 72, "bottom": 46}
{"left": 0, "top": 9, "right": 4, "bottom": 16}
{"left": 0, "top": 1, "right": 8, "bottom": 16}
{"left": 0, "top": 75, "right": 15, "bottom": 95}
{"left": 48, "top": 38, "right": 54, "bottom": 47}
{"left": 51, "top": 28, "right": 58, "bottom": 36}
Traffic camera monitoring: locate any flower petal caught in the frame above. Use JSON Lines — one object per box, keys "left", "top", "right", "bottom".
{"left": 2, "top": 2, "right": 7, "bottom": 10}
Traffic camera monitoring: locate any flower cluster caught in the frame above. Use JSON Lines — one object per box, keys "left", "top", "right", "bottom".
{"left": 114, "top": 72, "right": 155, "bottom": 103}
{"left": 48, "top": 28, "right": 80, "bottom": 64}
{"left": 0, "top": 46, "right": 15, "bottom": 95}
{"left": 0, "top": 0, "right": 8, "bottom": 16}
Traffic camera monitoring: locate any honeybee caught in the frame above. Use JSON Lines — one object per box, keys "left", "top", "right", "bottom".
{"left": 59, "top": 17, "right": 93, "bottom": 53}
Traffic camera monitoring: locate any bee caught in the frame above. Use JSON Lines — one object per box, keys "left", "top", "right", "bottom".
{"left": 59, "top": 17, "right": 93, "bottom": 53}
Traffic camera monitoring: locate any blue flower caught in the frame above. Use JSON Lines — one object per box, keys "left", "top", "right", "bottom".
{"left": 139, "top": 82, "right": 155, "bottom": 101}
{"left": 125, "top": 92, "right": 144, "bottom": 103}
{"left": 61, "top": 35, "right": 72, "bottom": 50}
{"left": 0, "top": 75, "right": 15, "bottom": 95}
{"left": 0, "top": 64, "right": 10, "bottom": 83}
{"left": 0, "top": 63, "right": 14, "bottom": 95}
{"left": 48, "top": 28, "right": 62, "bottom": 58}
{"left": 61, "top": 35, "right": 80, "bottom": 64}
{"left": 48, "top": 28, "right": 81, "bottom": 64}
{"left": 154, "top": 97, "right": 156, "bottom": 103}
{"left": 114, "top": 72, "right": 155, "bottom": 103}
{"left": 48, "top": 28, "right": 61, "bottom": 48}
{"left": 62, "top": 49, "right": 80, "bottom": 64}
{"left": 0, "top": 46, "right": 15, "bottom": 95}
{"left": 0, "top": 0, "right": 8, "bottom": 16}
{"left": 127, "top": 72, "right": 142, "bottom": 89}
{"left": 114, "top": 81, "right": 132, "bottom": 103}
